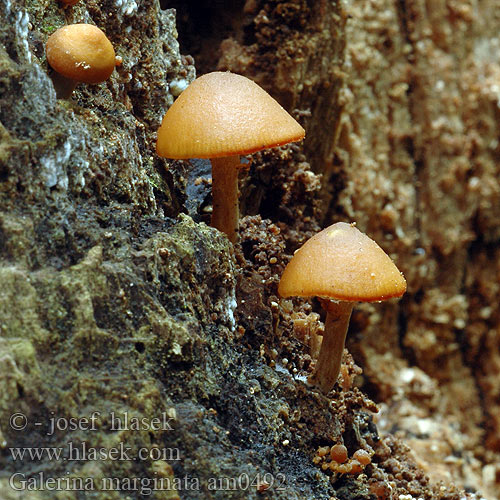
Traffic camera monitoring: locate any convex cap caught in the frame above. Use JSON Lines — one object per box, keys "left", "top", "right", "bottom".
{"left": 278, "top": 222, "right": 407, "bottom": 302}
{"left": 156, "top": 71, "right": 305, "bottom": 159}
{"left": 46, "top": 24, "right": 116, "bottom": 84}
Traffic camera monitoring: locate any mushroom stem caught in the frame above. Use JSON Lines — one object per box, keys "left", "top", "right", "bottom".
{"left": 49, "top": 71, "right": 78, "bottom": 99}
{"left": 309, "top": 300, "right": 354, "bottom": 393}
{"left": 211, "top": 155, "right": 241, "bottom": 244}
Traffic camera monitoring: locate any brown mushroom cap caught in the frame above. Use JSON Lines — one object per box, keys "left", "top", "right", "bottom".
{"left": 278, "top": 222, "right": 407, "bottom": 302}
{"left": 156, "top": 71, "right": 305, "bottom": 159}
{"left": 46, "top": 24, "right": 116, "bottom": 84}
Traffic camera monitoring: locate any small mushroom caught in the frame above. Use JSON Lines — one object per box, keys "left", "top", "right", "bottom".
{"left": 330, "top": 444, "right": 348, "bottom": 464}
{"left": 278, "top": 222, "right": 406, "bottom": 393}
{"left": 156, "top": 71, "right": 305, "bottom": 244}
{"left": 46, "top": 24, "right": 116, "bottom": 98}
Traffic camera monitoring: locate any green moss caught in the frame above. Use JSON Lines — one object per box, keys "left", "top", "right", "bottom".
{"left": 41, "top": 24, "right": 59, "bottom": 35}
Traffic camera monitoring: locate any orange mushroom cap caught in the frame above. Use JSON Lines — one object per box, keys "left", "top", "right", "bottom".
{"left": 46, "top": 24, "right": 116, "bottom": 84}
{"left": 278, "top": 222, "right": 407, "bottom": 302}
{"left": 156, "top": 71, "right": 305, "bottom": 159}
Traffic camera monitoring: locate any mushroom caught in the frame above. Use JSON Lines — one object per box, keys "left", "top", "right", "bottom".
{"left": 156, "top": 71, "right": 305, "bottom": 244}
{"left": 46, "top": 24, "right": 116, "bottom": 98}
{"left": 278, "top": 222, "right": 406, "bottom": 393}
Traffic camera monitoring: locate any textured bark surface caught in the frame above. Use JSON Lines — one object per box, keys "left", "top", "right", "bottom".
{"left": 0, "top": 0, "right": 499, "bottom": 499}
{"left": 330, "top": 2, "right": 500, "bottom": 497}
